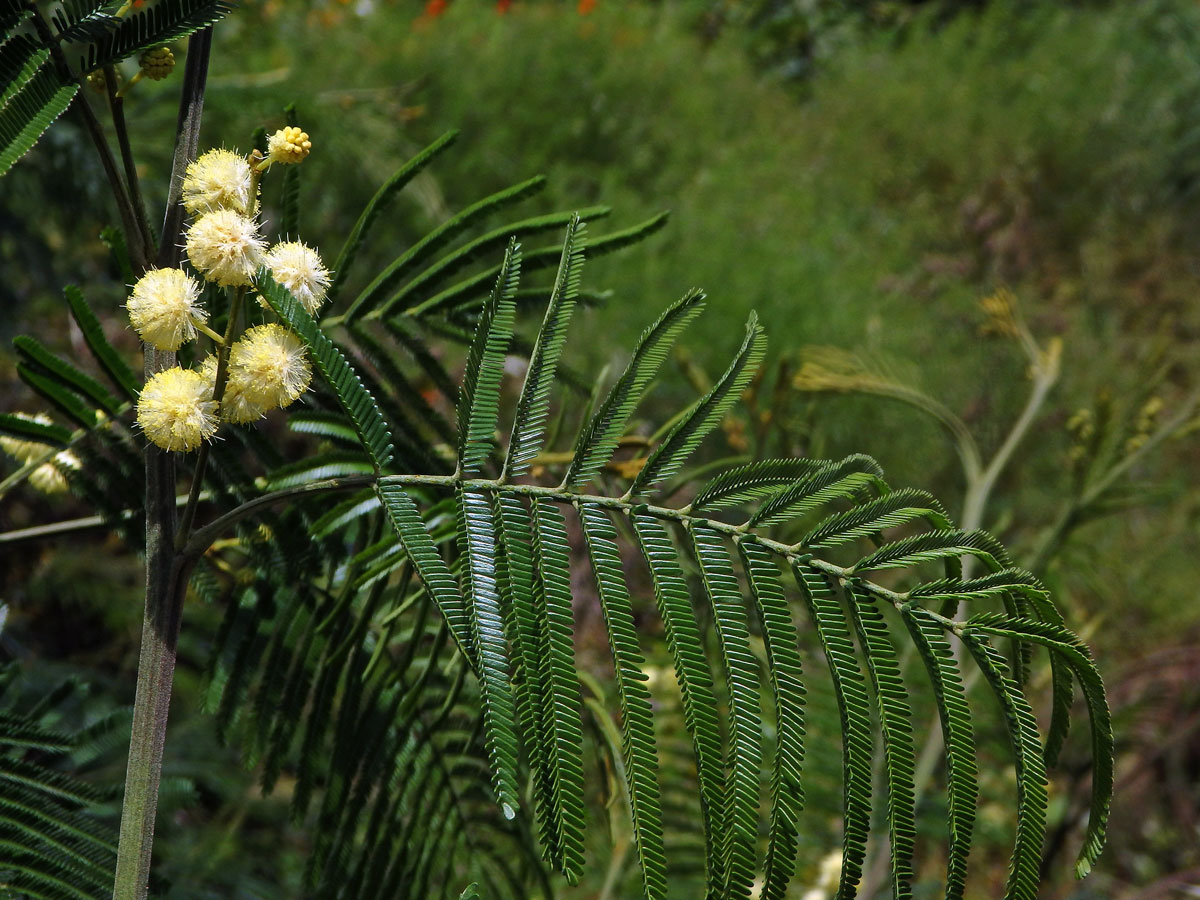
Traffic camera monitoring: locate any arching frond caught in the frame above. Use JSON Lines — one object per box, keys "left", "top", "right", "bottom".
{"left": 216, "top": 221, "right": 1112, "bottom": 900}
{"left": 736, "top": 539, "right": 805, "bottom": 900}
{"left": 5, "top": 141, "right": 1111, "bottom": 899}
{"left": 845, "top": 585, "right": 916, "bottom": 900}
{"left": 457, "top": 239, "right": 519, "bottom": 476}
{"left": 503, "top": 215, "right": 585, "bottom": 479}
{"left": 0, "top": 672, "right": 118, "bottom": 900}
{"left": 79, "top": 0, "right": 236, "bottom": 72}
{"left": 629, "top": 311, "right": 765, "bottom": 494}
{"left": 580, "top": 503, "right": 667, "bottom": 900}
{"left": 0, "top": 63, "right": 76, "bottom": 178}
{"left": 898, "top": 607, "right": 977, "bottom": 900}
{"left": 259, "top": 270, "right": 394, "bottom": 471}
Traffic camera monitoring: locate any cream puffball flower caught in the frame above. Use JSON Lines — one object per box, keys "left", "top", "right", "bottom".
{"left": 198, "top": 356, "right": 268, "bottom": 424}
{"left": 0, "top": 412, "right": 55, "bottom": 462}
{"left": 29, "top": 451, "right": 81, "bottom": 495}
{"left": 182, "top": 149, "right": 253, "bottom": 216}
{"left": 228, "top": 324, "right": 312, "bottom": 410}
{"left": 137, "top": 366, "right": 219, "bottom": 452}
{"left": 126, "top": 267, "right": 206, "bottom": 350}
{"left": 263, "top": 242, "right": 331, "bottom": 315}
{"left": 265, "top": 126, "right": 311, "bottom": 167}
{"left": 185, "top": 209, "right": 266, "bottom": 287}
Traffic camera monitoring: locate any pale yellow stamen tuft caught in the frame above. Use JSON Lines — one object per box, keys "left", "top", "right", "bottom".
{"left": 126, "top": 267, "right": 206, "bottom": 351}
{"left": 227, "top": 324, "right": 312, "bottom": 411}
{"left": 136, "top": 367, "right": 219, "bottom": 452}
{"left": 198, "top": 356, "right": 269, "bottom": 424}
{"left": 263, "top": 241, "right": 331, "bottom": 316}
{"left": 182, "top": 149, "right": 254, "bottom": 216}
{"left": 185, "top": 209, "right": 266, "bottom": 287}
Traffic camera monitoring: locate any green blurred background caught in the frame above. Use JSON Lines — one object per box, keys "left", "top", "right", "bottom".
{"left": 3, "top": 0, "right": 1199, "bottom": 897}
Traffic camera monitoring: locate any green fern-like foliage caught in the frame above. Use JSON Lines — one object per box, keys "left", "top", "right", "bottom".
{"left": 257, "top": 220, "right": 1109, "bottom": 899}
{"left": 0, "top": 672, "right": 119, "bottom": 900}
{"left": 0, "top": 0, "right": 238, "bottom": 177}
{"left": 1, "top": 135, "right": 1112, "bottom": 899}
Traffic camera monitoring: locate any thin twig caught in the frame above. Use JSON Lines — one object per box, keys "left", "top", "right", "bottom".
{"left": 23, "top": 1, "right": 147, "bottom": 271}
{"left": 176, "top": 286, "right": 245, "bottom": 548}
{"left": 104, "top": 65, "right": 156, "bottom": 260}
{"left": 157, "top": 27, "right": 213, "bottom": 269}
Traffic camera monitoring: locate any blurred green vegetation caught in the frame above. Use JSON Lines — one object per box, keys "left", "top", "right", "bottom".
{"left": 193, "top": 0, "right": 1200, "bottom": 626}
{"left": 3, "top": 0, "right": 1199, "bottom": 896}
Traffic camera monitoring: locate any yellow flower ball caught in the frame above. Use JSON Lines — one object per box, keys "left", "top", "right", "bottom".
{"left": 137, "top": 366, "right": 219, "bottom": 452}
{"left": 263, "top": 241, "right": 331, "bottom": 316}
{"left": 126, "top": 267, "right": 206, "bottom": 350}
{"left": 227, "top": 324, "right": 312, "bottom": 411}
{"left": 198, "top": 355, "right": 269, "bottom": 424}
{"left": 185, "top": 209, "right": 266, "bottom": 287}
{"left": 266, "top": 126, "right": 311, "bottom": 166}
{"left": 182, "top": 149, "right": 254, "bottom": 216}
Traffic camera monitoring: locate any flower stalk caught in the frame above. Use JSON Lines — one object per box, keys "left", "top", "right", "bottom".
{"left": 111, "top": 28, "right": 215, "bottom": 900}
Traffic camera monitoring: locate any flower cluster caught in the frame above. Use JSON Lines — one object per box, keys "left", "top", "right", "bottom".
{"left": 137, "top": 367, "right": 219, "bottom": 452}
{"left": 129, "top": 129, "right": 329, "bottom": 452}
{"left": 0, "top": 413, "right": 81, "bottom": 495}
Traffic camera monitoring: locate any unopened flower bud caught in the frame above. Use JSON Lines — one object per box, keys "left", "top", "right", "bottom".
{"left": 264, "top": 126, "right": 311, "bottom": 167}
{"left": 86, "top": 69, "right": 115, "bottom": 94}
{"left": 139, "top": 46, "right": 175, "bottom": 81}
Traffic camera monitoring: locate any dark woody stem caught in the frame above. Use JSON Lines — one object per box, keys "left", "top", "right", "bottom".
{"left": 113, "top": 28, "right": 216, "bottom": 900}
{"left": 158, "top": 28, "right": 213, "bottom": 268}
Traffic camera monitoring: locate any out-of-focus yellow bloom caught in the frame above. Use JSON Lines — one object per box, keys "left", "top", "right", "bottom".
{"left": 800, "top": 850, "right": 843, "bottom": 900}
{"left": 126, "top": 267, "right": 206, "bottom": 350}
{"left": 137, "top": 366, "right": 219, "bottom": 452}
{"left": 182, "top": 149, "right": 254, "bottom": 216}
{"left": 186, "top": 209, "right": 266, "bottom": 286}
{"left": 86, "top": 69, "right": 116, "bottom": 94}
{"left": 263, "top": 241, "right": 331, "bottom": 315}
{"left": 29, "top": 451, "right": 81, "bottom": 494}
{"left": 0, "top": 413, "right": 55, "bottom": 462}
{"left": 227, "top": 324, "right": 312, "bottom": 411}
{"left": 264, "top": 126, "right": 311, "bottom": 167}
